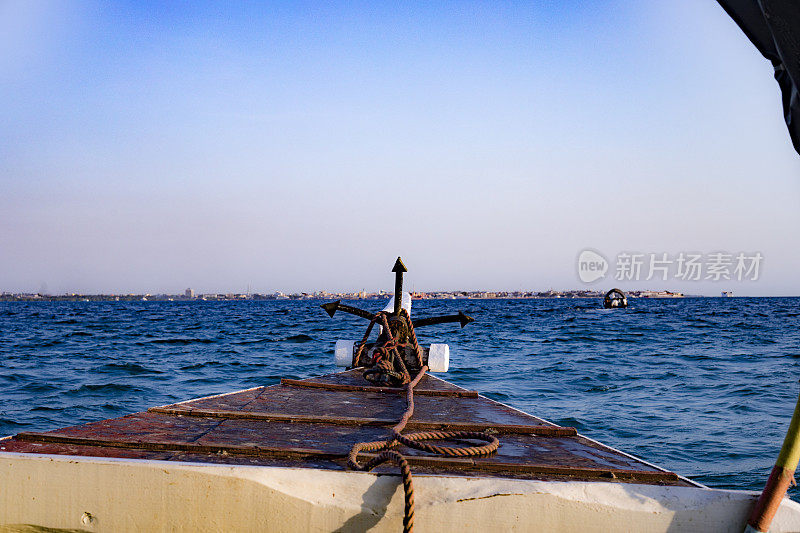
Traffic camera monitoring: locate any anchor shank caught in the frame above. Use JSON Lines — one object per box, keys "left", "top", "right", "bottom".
{"left": 394, "top": 273, "right": 403, "bottom": 314}
{"left": 391, "top": 257, "right": 407, "bottom": 315}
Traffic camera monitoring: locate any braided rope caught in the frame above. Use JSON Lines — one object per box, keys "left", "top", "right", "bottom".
{"left": 400, "top": 308, "right": 424, "bottom": 368}
{"left": 361, "top": 311, "right": 413, "bottom": 385}
{"left": 348, "top": 363, "right": 500, "bottom": 532}
{"left": 393, "top": 430, "right": 499, "bottom": 456}
{"left": 353, "top": 312, "right": 382, "bottom": 367}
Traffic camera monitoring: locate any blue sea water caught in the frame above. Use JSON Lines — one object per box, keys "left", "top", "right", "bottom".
{"left": 2, "top": 297, "right": 800, "bottom": 498}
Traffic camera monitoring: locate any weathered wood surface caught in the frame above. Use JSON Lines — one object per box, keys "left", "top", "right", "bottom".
{"left": 0, "top": 369, "right": 688, "bottom": 485}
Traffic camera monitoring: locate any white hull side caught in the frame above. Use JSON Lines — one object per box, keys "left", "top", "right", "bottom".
{"left": 1, "top": 452, "right": 800, "bottom": 532}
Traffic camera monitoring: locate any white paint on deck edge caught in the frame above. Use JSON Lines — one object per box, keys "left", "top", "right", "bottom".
{"left": 2, "top": 452, "right": 800, "bottom": 532}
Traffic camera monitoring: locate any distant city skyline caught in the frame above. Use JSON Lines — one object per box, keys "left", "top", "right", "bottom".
{"left": 0, "top": 286, "right": 765, "bottom": 299}
{"left": 2, "top": 1, "right": 799, "bottom": 297}
{"left": 0, "top": 287, "right": 701, "bottom": 302}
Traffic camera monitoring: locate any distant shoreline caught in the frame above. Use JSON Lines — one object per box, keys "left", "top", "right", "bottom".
{"left": 0, "top": 291, "right": 737, "bottom": 302}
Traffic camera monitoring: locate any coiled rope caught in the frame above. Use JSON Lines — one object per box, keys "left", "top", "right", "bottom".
{"left": 353, "top": 309, "right": 423, "bottom": 386}
{"left": 347, "top": 310, "right": 501, "bottom": 532}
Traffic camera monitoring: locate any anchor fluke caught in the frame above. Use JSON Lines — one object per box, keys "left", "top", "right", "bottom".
{"left": 321, "top": 301, "right": 340, "bottom": 318}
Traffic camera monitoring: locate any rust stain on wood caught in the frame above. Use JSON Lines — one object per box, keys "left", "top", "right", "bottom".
{"left": 280, "top": 378, "right": 479, "bottom": 398}
{"left": 146, "top": 406, "right": 577, "bottom": 436}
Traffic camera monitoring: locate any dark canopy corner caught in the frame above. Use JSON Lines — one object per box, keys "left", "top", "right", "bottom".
{"left": 718, "top": 0, "right": 800, "bottom": 156}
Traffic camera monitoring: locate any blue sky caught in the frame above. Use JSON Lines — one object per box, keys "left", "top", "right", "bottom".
{"left": 1, "top": 1, "right": 798, "bottom": 295}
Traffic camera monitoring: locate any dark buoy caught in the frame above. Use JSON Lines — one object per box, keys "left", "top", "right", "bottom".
{"left": 603, "top": 288, "right": 628, "bottom": 309}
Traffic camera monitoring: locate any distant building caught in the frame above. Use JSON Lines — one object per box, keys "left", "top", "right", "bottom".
{"left": 639, "top": 290, "right": 684, "bottom": 298}
{"left": 185, "top": 288, "right": 195, "bottom": 298}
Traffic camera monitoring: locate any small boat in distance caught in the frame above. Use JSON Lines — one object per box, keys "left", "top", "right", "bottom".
{"left": 722, "top": 291, "right": 734, "bottom": 297}
{"left": 603, "top": 288, "right": 628, "bottom": 308}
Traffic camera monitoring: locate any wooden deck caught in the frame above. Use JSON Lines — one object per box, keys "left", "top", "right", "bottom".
{"left": 0, "top": 369, "right": 690, "bottom": 486}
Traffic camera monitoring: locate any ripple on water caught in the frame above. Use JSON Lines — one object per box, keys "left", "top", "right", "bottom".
{"left": 65, "top": 383, "right": 141, "bottom": 396}
{"left": 284, "top": 334, "right": 314, "bottom": 343}
{"left": 146, "top": 338, "right": 217, "bottom": 345}
{"left": 94, "top": 363, "right": 164, "bottom": 375}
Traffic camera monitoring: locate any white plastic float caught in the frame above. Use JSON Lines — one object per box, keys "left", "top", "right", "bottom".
{"left": 427, "top": 343, "right": 449, "bottom": 372}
